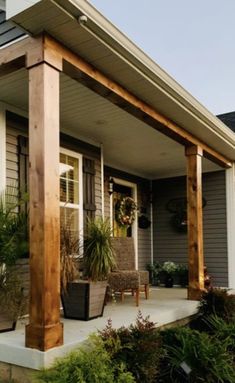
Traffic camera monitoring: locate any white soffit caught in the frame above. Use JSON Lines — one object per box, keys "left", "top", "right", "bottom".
{"left": 10, "top": 0, "right": 235, "bottom": 160}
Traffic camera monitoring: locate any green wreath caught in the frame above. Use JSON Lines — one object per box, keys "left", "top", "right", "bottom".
{"left": 115, "top": 196, "right": 137, "bottom": 227}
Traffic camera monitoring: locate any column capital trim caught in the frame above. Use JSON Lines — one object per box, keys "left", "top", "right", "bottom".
{"left": 26, "top": 35, "right": 63, "bottom": 72}
{"left": 185, "top": 145, "right": 203, "bottom": 157}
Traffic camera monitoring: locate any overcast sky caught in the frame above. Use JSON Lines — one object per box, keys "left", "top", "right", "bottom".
{"left": 89, "top": 0, "right": 235, "bottom": 116}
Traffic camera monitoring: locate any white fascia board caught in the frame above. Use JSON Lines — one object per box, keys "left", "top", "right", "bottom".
{"left": 0, "top": 103, "right": 6, "bottom": 193}
{"left": 226, "top": 164, "right": 235, "bottom": 289}
{"left": 6, "top": 0, "right": 40, "bottom": 19}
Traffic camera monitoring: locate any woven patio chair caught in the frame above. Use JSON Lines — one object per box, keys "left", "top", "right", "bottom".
{"left": 108, "top": 237, "right": 150, "bottom": 306}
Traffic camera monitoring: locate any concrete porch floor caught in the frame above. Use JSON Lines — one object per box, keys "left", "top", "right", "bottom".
{"left": 0, "top": 288, "right": 198, "bottom": 370}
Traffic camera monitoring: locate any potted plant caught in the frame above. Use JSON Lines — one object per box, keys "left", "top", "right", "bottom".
{"left": 61, "top": 218, "right": 115, "bottom": 321}
{"left": 146, "top": 261, "right": 162, "bottom": 286}
{"left": 0, "top": 186, "right": 28, "bottom": 331}
{"left": 0, "top": 266, "right": 27, "bottom": 332}
{"left": 162, "top": 261, "right": 177, "bottom": 288}
{"left": 177, "top": 264, "right": 188, "bottom": 287}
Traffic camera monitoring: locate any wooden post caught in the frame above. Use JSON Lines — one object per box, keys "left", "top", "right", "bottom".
{"left": 25, "top": 63, "right": 63, "bottom": 351}
{"left": 185, "top": 145, "right": 204, "bottom": 300}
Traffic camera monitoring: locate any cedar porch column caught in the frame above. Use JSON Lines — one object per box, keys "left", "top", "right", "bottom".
{"left": 25, "top": 62, "right": 63, "bottom": 350}
{"left": 185, "top": 145, "right": 204, "bottom": 300}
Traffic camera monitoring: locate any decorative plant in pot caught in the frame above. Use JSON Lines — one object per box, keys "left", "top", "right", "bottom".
{"left": 0, "top": 186, "right": 29, "bottom": 331}
{"left": 162, "top": 261, "right": 177, "bottom": 288}
{"left": 61, "top": 218, "right": 115, "bottom": 321}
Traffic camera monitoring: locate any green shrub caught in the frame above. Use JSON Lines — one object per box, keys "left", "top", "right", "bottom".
{"left": 158, "top": 326, "right": 235, "bottom": 383}
{"left": 199, "top": 288, "right": 235, "bottom": 322}
{"left": 99, "top": 312, "right": 162, "bottom": 383}
{"left": 34, "top": 336, "right": 135, "bottom": 383}
{"left": 204, "top": 315, "right": 235, "bottom": 355}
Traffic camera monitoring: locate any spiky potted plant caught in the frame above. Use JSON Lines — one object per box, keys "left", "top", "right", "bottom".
{"left": 61, "top": 218, "right": 115, "bottom": 321}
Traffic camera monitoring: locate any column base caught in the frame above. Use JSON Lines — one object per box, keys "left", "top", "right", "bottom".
{"left": 187, "top": 287, "right": 204, "bottom": 301}
{"left": 25, "top": 322, "right": 63, "bottom": 351}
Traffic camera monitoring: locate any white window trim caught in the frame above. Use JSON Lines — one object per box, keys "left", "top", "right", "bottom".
{"left": 0, "top": 103, "right": 6, "bottom": 194}
{"left": 60, "top": 147, "right": 83, "bottom": 242}
{"left": 226, "top": 164, "right": 235, "bottom": 289}
{"left": 110, "top": 177, "right": 138, "bottom": 270}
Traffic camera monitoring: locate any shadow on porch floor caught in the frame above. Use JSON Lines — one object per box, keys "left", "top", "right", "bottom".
{"left": 0, "top": 288, "right": 198, "bottom": 371}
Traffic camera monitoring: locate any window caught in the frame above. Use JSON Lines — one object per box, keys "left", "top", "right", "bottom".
{"left": 60, "top": 149, "right": 83, "bottom": 240}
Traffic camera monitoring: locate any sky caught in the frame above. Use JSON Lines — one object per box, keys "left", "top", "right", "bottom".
{"left": 89, "top": 0, "right": 235, "bottom": 116}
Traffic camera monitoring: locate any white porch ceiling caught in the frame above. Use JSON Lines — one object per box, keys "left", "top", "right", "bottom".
{"left": 10, "top": 0, "right": 235, "bottom": 161}
{"left": 0, "top": 69, "right": 220, "bottom": 179}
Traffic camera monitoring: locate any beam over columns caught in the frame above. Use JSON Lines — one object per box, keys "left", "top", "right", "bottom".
{"left": 25, "top": 63, "right": 63, "bottom": 351}
{"left": 186, "top": 145, "right": 204, "bottom": 300}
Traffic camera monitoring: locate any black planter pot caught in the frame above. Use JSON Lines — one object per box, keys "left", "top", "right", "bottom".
{"left": 0, "top": 314, "right": 16, "bottom": 333}
{"left": 164, "top": 276, "right": 174, "bottom": 288}
{"left": 61, "top": 280, "right": 107, "bottom": 321}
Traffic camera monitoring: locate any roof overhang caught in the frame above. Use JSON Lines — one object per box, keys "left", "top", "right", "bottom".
{"left": 9, "top": 0, "right": 235, "bottom": 162}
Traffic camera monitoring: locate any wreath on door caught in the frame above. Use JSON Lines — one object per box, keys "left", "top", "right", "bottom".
{"left": 115, "top": 196, "right": 137, "bottom": 227}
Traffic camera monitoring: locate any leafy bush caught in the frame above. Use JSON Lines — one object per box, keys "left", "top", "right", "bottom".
{"left": 203, "top": 315, "right": 235, "bottom": 355}
{"left": 35, "top": 336, "right": 135, "bottom": 383}
{"left": 99, "top": 312, "right": 162, "bottom": 383}
{"left": 146, "top": 261, "right": 162, "bottom": 285}
{"left": 158, "top": 326, "right": 235, "bottom": 383}
{"left": 199, "top": 288, "right": 235, "bottom": 322}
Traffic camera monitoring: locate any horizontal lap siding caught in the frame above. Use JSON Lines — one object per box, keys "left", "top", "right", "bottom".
{"left": 153, "top": 171, "right": 228, "bottom": 287}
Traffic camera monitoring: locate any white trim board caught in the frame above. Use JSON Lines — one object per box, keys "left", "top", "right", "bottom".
{"left": 60, "top": 148, "right": 84, "bottom": 245}
{"left": 0, "top": 104, "right": 6, "bottom": 193}
{"left": 226, "top": 164, "right": 235, "bottom": 289}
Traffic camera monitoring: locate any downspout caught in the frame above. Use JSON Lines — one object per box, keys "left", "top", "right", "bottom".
{"left": 100, "top": 143, "right": 105, "bottom": 219}
{"left": 0, "top": 103, "right": 6, "bottom": 194}
{"left": 150, "top": 180, "right": 154, "bottom": 265}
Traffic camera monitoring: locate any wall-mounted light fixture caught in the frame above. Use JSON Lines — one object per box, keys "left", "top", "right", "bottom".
{"left": 108, "top": 177, "right": 114, "bottom": 195}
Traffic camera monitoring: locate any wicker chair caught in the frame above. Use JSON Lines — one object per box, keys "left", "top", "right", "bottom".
{"left": 108, "top": 237, "right": 149, "bottom": 306}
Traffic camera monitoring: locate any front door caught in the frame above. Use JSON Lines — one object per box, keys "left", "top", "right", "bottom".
{"left": 113, "top": 183, "right": 132, "bottom": 238}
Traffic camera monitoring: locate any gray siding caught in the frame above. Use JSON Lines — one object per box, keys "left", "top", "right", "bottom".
{"left": 0, "top": 11, "right": 25, "bottom": 47}
{"left": 153, "top": 171, "right": 228, "bottom": 287}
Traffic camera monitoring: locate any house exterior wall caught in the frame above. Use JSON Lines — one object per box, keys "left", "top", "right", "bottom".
{"left": 5, "top": 112, "right": 151, "bottom": 269}
{"left": 153, "top": 171, "right": 228, "bottom": 287}
{"left": 5, "top": 113, "right": 103, "bottom": 215}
